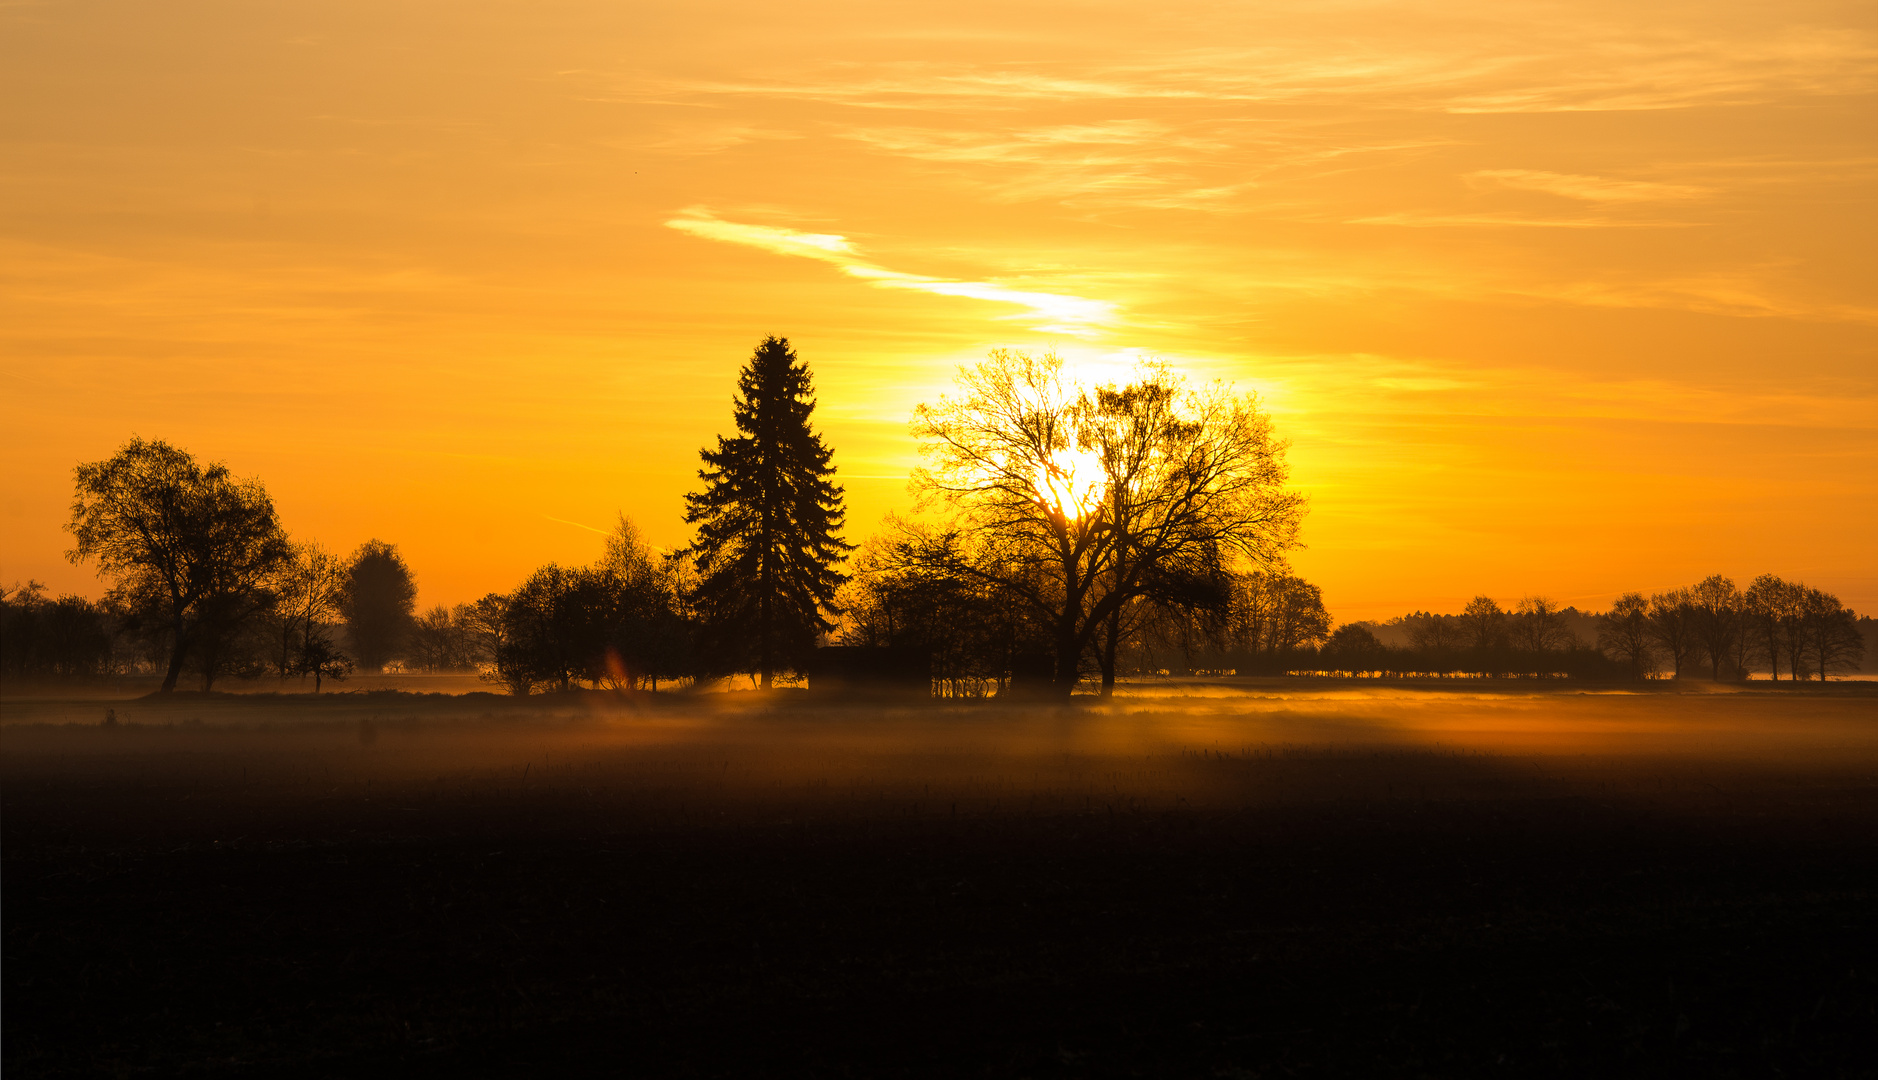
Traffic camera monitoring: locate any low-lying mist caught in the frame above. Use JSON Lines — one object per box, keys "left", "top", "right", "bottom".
{"left": 7, "top": 684, "right": 1874, "bottom": 848}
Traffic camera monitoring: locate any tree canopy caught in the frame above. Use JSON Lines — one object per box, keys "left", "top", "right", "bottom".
{"left": 65, "top": 437, "right": 292, "bottom": 692}
{"left": 343, "top": 539, "right": 418, "bottom": 672}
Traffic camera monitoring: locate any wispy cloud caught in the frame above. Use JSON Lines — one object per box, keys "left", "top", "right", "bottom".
{"left": 665, "top": 209, "right": 1118, "bottom": 335}
{"left": 1347, "top": 212, "right": 1696, "bottom": 229}
{"left": 613, "top": 22, "right": 1876, "bottom": 116}
{"left": 1511, "top": 272, "right": 1878, "bottom": 325}
{"left": 1468, "top": 169, "right": 1709, "bottom": 202}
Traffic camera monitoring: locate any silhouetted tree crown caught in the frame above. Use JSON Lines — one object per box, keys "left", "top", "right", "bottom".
{"left": 269, "top": 541, "right": 352, "bottom": 689}
{"left": 64, "top": 437, "right": 291, "bottom": 693}
{"left": 906, "top": 350, "right": 1304, "bottom": 697}
{"left": 1597, "top": 592, "right": 1656, "bottom": 679}
{"left": 343, "top": 539, "right": 417, "bottom": 672}
{"left": 684, "top": 336, "right": 852, "bottom": 687}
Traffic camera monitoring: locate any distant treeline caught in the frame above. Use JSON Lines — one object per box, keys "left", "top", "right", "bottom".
{"left": 4, "top": 535, "right": 414, "bottom": 691}
{"left": 1323, "top": 577, "right": 1869, "bottom": 682}
{"left": 13, "top": 339, "right": 1867, "bottom": 694}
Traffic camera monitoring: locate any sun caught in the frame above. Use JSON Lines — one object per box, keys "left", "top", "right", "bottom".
{"left": 1038, "top": 446, "right": 1108, "bottom": 520}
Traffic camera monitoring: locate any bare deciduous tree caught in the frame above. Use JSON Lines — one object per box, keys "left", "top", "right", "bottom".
{"left": 1744, "top": 574, "right": 1802, "bottom": 680}
{"left": 456, "top": 593, "right": 508, "bottom": 672}
{"left": 1796, "top": 586, "right": 1863, "bottom": 681}
{"left": 1646, "top": 588, "right": 1697, "bottom": 679}
{"left": 909, "top": 350, "right": 1305, "bottom": 697}
{"left": 1687, "top": 574, "right": 1743, "bottom": 681}
{"left": 271, "top": 541, "right": 350, "bottom": 689}
{"left": 1406, "top": 612, "right": 1465, "bottom": 653}
{"left": 1457, "top": 597, "right": 1502, "bottom": 672}
{"left": 1596, "top": 592, "right": 1657, "bottom": 679}
{"left": 1512, "top": 596, "right": 1574, "bottom": 670}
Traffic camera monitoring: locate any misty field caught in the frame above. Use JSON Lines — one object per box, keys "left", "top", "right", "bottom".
{"left": 5, "top": 682, "right": 1876, "bottom": 1077}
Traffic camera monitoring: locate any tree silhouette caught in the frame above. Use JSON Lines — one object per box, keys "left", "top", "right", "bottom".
{"left": 597, "top": 515, "right": 696, "bottom": 690}
{"left": 1597, "top": 592, "right": 1657, "bottom": 679}
{"left": 1687, "top": 574, "right": 1743, "bottom": 680}
{"left": 457, "top": 593, "right": 511, "bottom": 675}
{"left": 909, "top": 350, "right": 1302, "bottom": 697}
{"left": 496, "top": 563, "right": 614, "bottom": 693}
{"left": 1512, "top": 596, "right": 1574, "bottom": 672}
{"left": 1744, "top": 574, "right": 1801, "bottom": 680}
{"left": 1460, "top": 596, "right": 1506, "bottom": 674}
{"left": 408, "top": 606, "right": 469, "bottom": 673}
{"left": 343, "top": 539, "right": 417, "bottom": 672}
{"left": 65, "top": 437, "right": 291, "bottom": 693}
{"left": 1323, "top": 623, "right": 1385, "bottom": 671}
{"left": 1646, "top": 588, "right": 1698, "bottom": 679}
{"left": 1406, "top": 612, "right": 1465, "bottom": 656}
{"left": 1204, "top": 571, "right": 1331, "bottom": 674}
{"left": 839, "top": 531, "right": 1030, "bottom": 697}
{"left": 1797, "top": 586, "right": 1863, "bottom": 680}
{"left": 269, "top": 541, "right": 350, "bottom": 686}
{"left": 684, "top": 336, "right": 851, "bottom": 689}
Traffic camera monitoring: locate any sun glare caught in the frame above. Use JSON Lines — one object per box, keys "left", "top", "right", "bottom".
{"left": 1038, "top": 446, "right": 1108, "bottom": 519}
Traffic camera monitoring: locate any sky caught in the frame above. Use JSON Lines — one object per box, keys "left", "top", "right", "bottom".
{"left": 2, "top": 0, "right": 1874, "bottom": 621}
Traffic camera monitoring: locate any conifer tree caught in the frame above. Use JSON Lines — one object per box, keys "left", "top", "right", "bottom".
{"left": 684, "top": 336, "right": 851, "bottom": 687}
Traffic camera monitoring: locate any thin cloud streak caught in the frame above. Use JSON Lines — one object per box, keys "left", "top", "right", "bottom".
{"left": 1468, "top": 170, "right": 1710, "bottom": 202}
{"left": 616, "top": 24, "right": 1876, "bottom": 116}
{"left": 544, "top": 515, "right": 612, "bottom": 536}
{"left": 666, "top": 209, "right": 1118, "bottom": 335}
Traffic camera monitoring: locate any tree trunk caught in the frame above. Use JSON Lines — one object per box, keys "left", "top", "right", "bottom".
{"left": 759, "top": 480, "right": 774, "bottom": 690}
{"left": 160, "top": 612, "right": 189, "bottom": 694}
{"left": 758, "top": 563, "right": 773, "bottom": 690}
{"left": 1099, "top": 606, "right": 1120, "bottom": 698}
{"left": 160, "top": 647, "right": 186, "bottom": 693}
{"left": 1052, "top": 620, "right": 1082, "bottom": 699}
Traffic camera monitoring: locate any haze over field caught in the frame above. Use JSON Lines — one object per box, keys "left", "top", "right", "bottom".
{"left": 3, "top": 0, "right": 1874, "bottom": 620}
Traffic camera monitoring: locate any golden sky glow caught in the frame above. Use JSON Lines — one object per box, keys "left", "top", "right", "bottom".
{"left": 2, "top": 0, "right": 1874, "bottom": 620}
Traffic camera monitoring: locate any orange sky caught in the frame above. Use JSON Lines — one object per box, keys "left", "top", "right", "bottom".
{"left": 3, "top": 0, "right": 1874, "bottom": 622}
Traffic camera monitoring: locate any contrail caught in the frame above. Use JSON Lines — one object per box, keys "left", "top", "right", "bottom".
{"left": 544, "top": 515, "right": 611, "bottom": 536}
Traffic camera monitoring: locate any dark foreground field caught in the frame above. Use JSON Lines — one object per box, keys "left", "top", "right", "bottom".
{"left": 5, "top": 683, "right": 1877, "bottom": 1077}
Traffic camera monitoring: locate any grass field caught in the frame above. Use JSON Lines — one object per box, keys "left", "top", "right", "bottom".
{"left": 5, "top": 681, "right": 1876, "bottom": 1077}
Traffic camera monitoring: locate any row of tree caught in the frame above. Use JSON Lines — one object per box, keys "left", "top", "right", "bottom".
{"left": 20, "top": 436, "right": 430, "bottom": 690}
{"left": 31, "top": 339, "right": 1865, "bottom": 695}
{"left": 1313, "top": 578, "right": 1867, "bottom": 681}
{"left": 1595, "top": 575, "right": 1864, "bottom": 682}
{"left": 390, "top": 339, "right": 1310, "bottom": 699}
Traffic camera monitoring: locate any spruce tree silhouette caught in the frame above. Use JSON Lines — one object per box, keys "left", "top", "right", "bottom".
{"left": 684, "top": 336, "right": 851, "bottom": 689}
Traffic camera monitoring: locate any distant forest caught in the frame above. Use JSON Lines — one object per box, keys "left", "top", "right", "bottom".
{"left": 6, "top": 339, "right": 1867, "bottom": 694}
